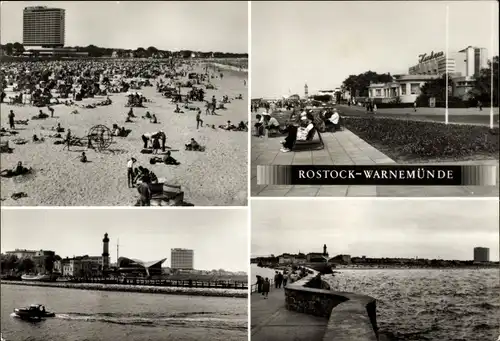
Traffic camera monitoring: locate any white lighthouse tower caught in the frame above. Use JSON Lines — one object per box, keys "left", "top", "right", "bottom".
{"left": 304, "top": 83, "right": 309, "bottom": 100}
{"left": 102, "top": 233, "right": 110, "bottom": 271}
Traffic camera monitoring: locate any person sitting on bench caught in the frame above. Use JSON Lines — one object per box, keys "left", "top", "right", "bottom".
{"left": 327, "top": 109, "right": 341, "bottom": 132}
{"left": 264, "top": 114, "right": 280, "bottom": 131}
{"left": 185, "top": 138, "right": 201, "bottom": 151}
{"left": 280, "top": 115, "right": 314, "bottom": 153}
{"left": 254, "top": 114, "right": 265, "bottom": 137}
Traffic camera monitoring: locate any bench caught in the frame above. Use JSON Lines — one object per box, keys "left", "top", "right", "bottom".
{"left": 292, "top": 126, "right": 325, "bottom": 151}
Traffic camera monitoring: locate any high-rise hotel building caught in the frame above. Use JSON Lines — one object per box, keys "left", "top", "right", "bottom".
{"left": 171, "top": 248, "right": 194, "bottom": 270}
{"left": 23, "top": 6, "right": 65, "bottom": 47}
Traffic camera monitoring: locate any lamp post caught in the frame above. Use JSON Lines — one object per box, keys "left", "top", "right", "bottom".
{"left": 445, "top": 5, "right": 449, "bottom": 125}
{"left": 490, "top": 2, "right": 495, "bottom": 129}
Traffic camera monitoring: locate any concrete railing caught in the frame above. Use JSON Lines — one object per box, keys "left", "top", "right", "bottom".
{"left": 284, "top": 271, "right": 378, "bottom": 341}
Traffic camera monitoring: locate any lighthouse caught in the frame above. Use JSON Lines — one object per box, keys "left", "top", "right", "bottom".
{"left": 304, "top": 83, "right": 309, "bottom": 100}
{"left": 102, "top": 233, "right": 110, "bottom": 271}
{"left": 323, "top": 244, "right": 328, "bottom": 256}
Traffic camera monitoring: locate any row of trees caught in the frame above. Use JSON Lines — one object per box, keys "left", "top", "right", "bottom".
{"left": 0, "top": 42, "right": 248, "bottom": 59}
{"left": 0, "top": 254, "right": 61, "bottom": 274}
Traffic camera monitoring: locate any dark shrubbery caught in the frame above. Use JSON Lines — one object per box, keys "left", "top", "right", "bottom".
{"left": 343, "top": 116, "right": 499, "bottom": 160}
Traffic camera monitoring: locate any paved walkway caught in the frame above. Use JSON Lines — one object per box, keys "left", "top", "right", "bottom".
{"left": 251, "top": 289, "right": 328, "bottom": 341}
{"left": 251, "top": 130, "right": 499, "bottom": 197}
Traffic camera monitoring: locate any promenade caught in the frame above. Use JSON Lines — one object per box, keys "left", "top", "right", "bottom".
{"left": 251, "top": 288, "right": 328, "bottom": 341}
{"left": 251, "top": 129, "right": 499, "bottom": 197}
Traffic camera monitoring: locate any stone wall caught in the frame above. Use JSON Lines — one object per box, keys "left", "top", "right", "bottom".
{"left": 284, "top": 271, "right": 378, "bottom": 340}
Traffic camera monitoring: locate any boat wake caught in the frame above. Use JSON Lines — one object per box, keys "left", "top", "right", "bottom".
{"left": 54, "top": 311, "right": 247, "bottom": 331}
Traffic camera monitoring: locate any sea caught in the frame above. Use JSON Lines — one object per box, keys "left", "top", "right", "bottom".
{"left": 326, "top": 269, "right": 499, "bottom": 341}
{"left": 0, "top": 284, "right": 247, "bottom": 341}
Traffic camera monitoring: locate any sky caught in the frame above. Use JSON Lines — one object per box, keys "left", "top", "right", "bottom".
{"left": 1, "top": 209, "right": 248, "bottom": 272}
{"left": 0, "top": 1, "right": 248, "bottom": 52}
{"left": 251, "top": 1, "right": 500, "bottom": 98}
{"left": 252, "top": 199, "right": 500, "bottom": 261}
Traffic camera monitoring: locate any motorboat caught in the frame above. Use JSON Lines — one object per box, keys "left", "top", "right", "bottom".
{"left": 21, "top": 274, "right": 58, "bottom": 282}
{"left": 12, "top": 304, "right": 55, "bottom": 320}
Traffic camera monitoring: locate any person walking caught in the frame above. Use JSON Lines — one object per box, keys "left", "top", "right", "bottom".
{"left": 277, "top": 272, "right": 283, "bottom": 288}
{"left": 127, "top": 157, "right": 136, "bottom": 188}
{"left": 211, "top": 95, "right": 217, "bottom": 115}
{"left": 274, "top": 271, "right": 279, "bottom": 289}
{"left": 262, "top": 278, "right": 270, "bottom": 299}
{"left": 196, "top": 109, "right": 203, "bottom": 129}
{"left": 413, "top": 101, "right": 417, "bottom": 112}
{"left": 48, "top": 105, "right": 55, "bottom": 118}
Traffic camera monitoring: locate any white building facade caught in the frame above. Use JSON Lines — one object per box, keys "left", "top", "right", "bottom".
{"left": 171, "top": 248, "right": 194, "bottom": 270}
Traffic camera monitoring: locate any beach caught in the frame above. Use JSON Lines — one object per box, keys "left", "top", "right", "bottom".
{"left": 0, "top": 61, "right": 248, "bottom": 206}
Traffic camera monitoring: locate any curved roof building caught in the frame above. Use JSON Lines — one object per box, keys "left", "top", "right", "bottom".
{"left": 117, "top": 257, "right": 167, "bottom": 276}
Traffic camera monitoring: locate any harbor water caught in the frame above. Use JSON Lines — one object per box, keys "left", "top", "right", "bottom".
{"left": 1, "top": 284, "right": 247, "bottom": 341}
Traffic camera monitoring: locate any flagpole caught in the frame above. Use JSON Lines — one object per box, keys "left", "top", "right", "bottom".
{"left": 490, "top": 2, "right": 495, "bottom": 129}
{"left": 445, "top": 4, "right": 449, "bottom": 125}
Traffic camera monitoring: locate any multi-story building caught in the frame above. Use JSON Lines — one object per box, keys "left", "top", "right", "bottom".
{"left": 171, "top": 248, "right": 194, "bottom": 270}
{"left": 56, "top": 255, "right": 104, "bottom": 277}
{"left": 23, "top": 6, "right": 65, "bottom": 47}
{"left": 32, "top": 250, "right": 56, "bottom": 274}
{"left": 473, "top": 247, "right": 490, "bottom": 263}
{"left": 5, "top": 249, "right": 37, "bottom": 259}
{"left": 459, "top": 46, "right": 488, "bottom": 77}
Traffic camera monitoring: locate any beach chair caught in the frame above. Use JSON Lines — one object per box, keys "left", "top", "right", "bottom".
{"left": 292, "top": 126, "right": 325, "bottom": 151}
{"left": 149, "top": 181, "right": 185, "bottom": 206}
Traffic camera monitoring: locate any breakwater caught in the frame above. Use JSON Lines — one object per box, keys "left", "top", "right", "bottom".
{"left": 1, "top": 280, "right": 247, "bottom": 298}
{"left": 284, "top": 269, "right": 378, "bottom": 341}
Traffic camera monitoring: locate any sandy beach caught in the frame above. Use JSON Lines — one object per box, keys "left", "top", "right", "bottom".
{"left": 0, "top": 61, "right": 248, "bottom": 206}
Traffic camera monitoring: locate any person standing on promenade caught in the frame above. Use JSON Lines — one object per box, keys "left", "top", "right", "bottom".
{"left": 8, "top": 110, "right": 15, "bottom": 130}
{"left": 256, "top": 275, "right": 263, "bottom": 293}
{"left": 413, "top": 101, "right": 417, "bottom": 112}
{"left": 283, "top": 272, "right": 288, "bottom": 287}
{"left": 478, "top": 100, "right": 483, "bottom": 111}
{"left": 274, "top": 271, "right": 280, "bottom": 289}
{"left": 127, "top": 157, "right": 137, "bottom": 188}
{"left": 277, "top": 272, "right": 283, "bottom": 288}
{"left": 196, "top": 109, "right": 204, "bottom": 129}
{"left": 262, "top": 278, "right": 270, "bottom": 299}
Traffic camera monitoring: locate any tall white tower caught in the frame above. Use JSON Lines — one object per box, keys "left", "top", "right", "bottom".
{"left": 304, "top": 83, "right": 309, "bottom": 99}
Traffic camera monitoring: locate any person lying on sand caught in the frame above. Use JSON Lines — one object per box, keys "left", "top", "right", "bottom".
{"left": 219, "top": 120, "right": 235, "bottom": 131}
{"left": 1, "top": 161, "right": 31, "bottom": 177}
{"left": 150, "top": 151, "right": 180, "bottom": 165}
{"left": 33, "top": 109, "right": 49, "bottom": 120}
{"left": 32, "top": 134, "right": 45, "bottom": 143}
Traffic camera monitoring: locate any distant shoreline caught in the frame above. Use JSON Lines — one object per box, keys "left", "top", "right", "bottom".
{"left": 1, "top": 280, "right": 248, "bottom": 298}
{"left": 210, "top": 62, "right": 248, "bottom": 73}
